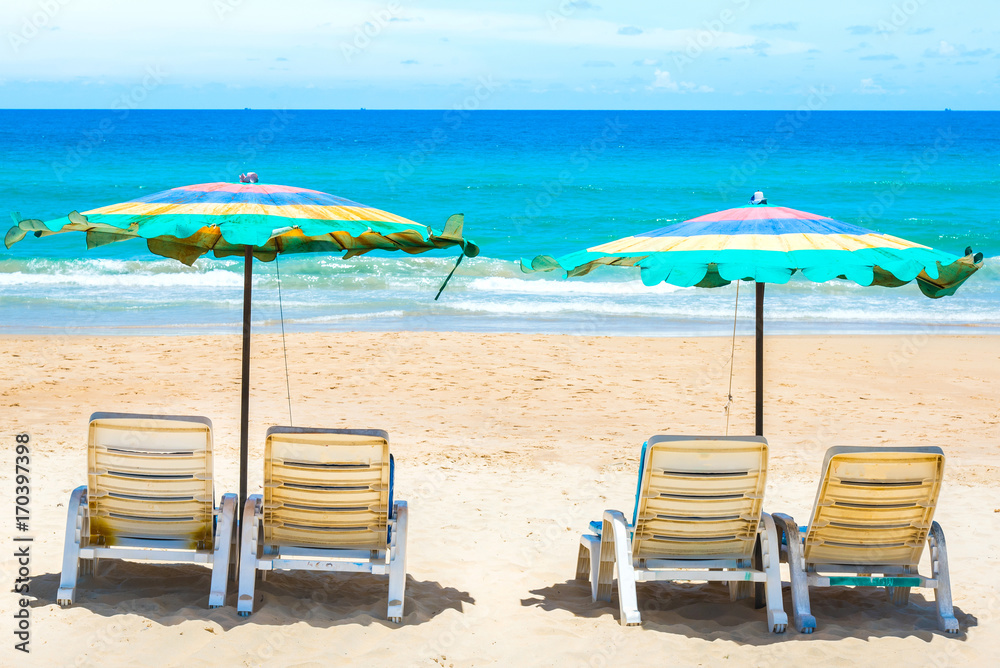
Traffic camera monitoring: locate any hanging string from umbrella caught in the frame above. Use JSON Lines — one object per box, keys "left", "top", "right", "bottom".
{"left": 724, "top": 281, "right": 740, "bottom": 436}
{"left": 274, "top": 254, "right": 293, "bottom": 427}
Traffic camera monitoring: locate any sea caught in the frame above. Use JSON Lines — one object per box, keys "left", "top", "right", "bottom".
{"left": 0, "top": 109, "right": 997, "bottom": 337}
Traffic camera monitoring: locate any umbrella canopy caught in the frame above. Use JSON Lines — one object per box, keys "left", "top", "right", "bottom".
{"left": 522, "top": 199, "right": 984, "bottom": 434}
{"left": 523, "top": 204, "right": 979, "bottom": 297}
{"left": 7, "top": 178, "right": 479, "bottom": 525}
{"left": 6, "top": 180, "right": 479, "bottom": 263}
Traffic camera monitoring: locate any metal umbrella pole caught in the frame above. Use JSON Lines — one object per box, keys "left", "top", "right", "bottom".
{"left": 239, "top": 245, "right": 252, "bottom": 529}
{"left": 755, "top": 282, "right": 764, "bottom": 436}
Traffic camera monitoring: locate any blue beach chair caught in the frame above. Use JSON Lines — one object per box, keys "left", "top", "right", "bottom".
{"left": 576, "top": 435, "right": 787, "bottom": 633}
{"left": 773, "top": 446, "right": 958, "bottom": 634}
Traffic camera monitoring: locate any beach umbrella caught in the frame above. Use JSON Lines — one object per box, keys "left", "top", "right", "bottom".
{"left": 6, "top": 177, "right": 479, "bottom": 521}
{"left": 521, "top": 195, "right": 983, "bottom": 435}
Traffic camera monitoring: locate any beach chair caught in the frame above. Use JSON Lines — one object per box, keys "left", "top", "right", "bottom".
{"left": 773, "top": 446, "right": 958, "bottom": 634}
{"left": 57, "top": 413, "right": 237, "bottom": 608}
{"left": 237, "top": 427, "right": 408, "bottom": 621}
{"left": 577, "top": 435, "right": 787, "bottom": 633}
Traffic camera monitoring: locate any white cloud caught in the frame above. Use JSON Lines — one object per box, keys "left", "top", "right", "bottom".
{"left": 922, "top": 41, "right": 992, "bottom": 58}
{"left": 929, "top": 41, "right": 957, "bottom": 57}
{"left": 648, "top": 69, "right": 712, "bottom": 93}
{"left": 649, "top": 69, "right": 679, "bottom": 91}
{"left": 858, "top": 78, "right": 886, "bottom": 94}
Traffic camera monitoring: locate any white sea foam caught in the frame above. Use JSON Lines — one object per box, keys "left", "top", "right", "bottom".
{"left": 0, "top": 269, "right": 244, "bottom": 288}
{"left": 466, "top": 276, "right": 683, "bottom": 296}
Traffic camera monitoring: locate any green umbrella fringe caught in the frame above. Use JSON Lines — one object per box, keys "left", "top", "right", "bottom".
{"left": 6, "top": 211, "right": 479, "bottom": 265}
{"left": 520, "top": 249, "right": 984, "bottom": 299}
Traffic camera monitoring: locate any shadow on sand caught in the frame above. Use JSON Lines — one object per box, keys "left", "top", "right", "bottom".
{"left": 30, "top": 561, "right": 474, "bottom": 629}
{"left": 522, "top": 577, "right": 975, "bottom": 644}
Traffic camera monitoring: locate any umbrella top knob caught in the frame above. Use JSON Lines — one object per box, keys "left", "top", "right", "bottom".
{"left": 239, "top": 172, "right": 259, "bottom": 183}
{"left": 749, "top": 190, "right": 767, "bottom": 205}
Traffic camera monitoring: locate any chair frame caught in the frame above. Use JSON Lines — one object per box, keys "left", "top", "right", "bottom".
{"left": 237, "top": 426, "right": 408, "bottom": 622}
{"left": 576, "top": 435, "right": 787, "bottom": 633}
{"left": 773, "top": 446, "right": 958, "bottom": 634}
{"left": 57, "top": 412, "right": 237, "bottom": 608}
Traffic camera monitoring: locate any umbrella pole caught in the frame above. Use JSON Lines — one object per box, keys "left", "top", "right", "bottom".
{"left": 755, "top": 282, "right": 764, "bottom": 436}
{"left": 239, "top": 245, "right": 253, "bottom": 530}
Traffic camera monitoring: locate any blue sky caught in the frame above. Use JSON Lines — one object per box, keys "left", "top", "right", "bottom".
{"left": 2, "top": 0, "right": 997, "bottom": 109}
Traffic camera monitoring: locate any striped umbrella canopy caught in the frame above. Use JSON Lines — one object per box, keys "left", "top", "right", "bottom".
{"left": 522, "top": 200, "right": 983, "bottom": 434}
{"left": 6, "top": 180, "right": 478, "bottom": 263}
{"left": 7, "top": 178, "right": 479, "bottom": 521}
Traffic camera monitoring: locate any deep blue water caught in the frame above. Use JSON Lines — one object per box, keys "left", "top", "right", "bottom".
{"left": 0, "top": 110, "right": 997, "bottom": 335}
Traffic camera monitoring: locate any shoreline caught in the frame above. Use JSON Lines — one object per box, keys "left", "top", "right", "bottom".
{"left": 3, "top": 321, "right": 1000, "bottom": 337}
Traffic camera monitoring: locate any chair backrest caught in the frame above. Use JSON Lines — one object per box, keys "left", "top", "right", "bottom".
{"left": 632, "top": 435, "right": 768, "bottom": 561}
{"left": 803, "top": 446, "right": 945, "bottom": 567}
{"left": 87, "top": 412, "right": 215, "bottom": 550}
{"left": 263, "top": 427, "right": 391, "bottom": 550}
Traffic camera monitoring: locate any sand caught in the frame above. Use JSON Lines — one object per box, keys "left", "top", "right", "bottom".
{"left": 1, "top": 332, "right": 998, "bottom": 667}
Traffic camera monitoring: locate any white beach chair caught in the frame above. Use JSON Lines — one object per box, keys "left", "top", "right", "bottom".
{"left": 237, "top": 427, "right": 408, "bottom": 621}
{"left": 577, "top": 435, "right": 787, "bottom": 632}
{"left": 57, "top": 412, "right": 237, "bottom": 608}
{"left": 773, "top": 446, "right": 958, "bottom": 634}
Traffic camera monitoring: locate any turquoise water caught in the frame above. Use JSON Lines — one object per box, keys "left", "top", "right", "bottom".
{"left": 1, "top": 110, "right": 997, "bottom": 336}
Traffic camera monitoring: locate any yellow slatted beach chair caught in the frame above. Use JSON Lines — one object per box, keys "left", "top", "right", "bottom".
{"left": 577, "top": 435, "right": 787, "bottom": 632}
{"left": 237, "top": 427, "right": 408, "bottom": 621}
{"left": 773, "top": 446, "right": 957, "bottom": 633}
{"left": 57, "top": 413, "right": 237, "bottom": 607}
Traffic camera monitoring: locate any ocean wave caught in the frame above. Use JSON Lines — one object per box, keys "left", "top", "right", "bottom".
{"left": 260, "top": 310, "right": 408, "bottom": 325}
{"left": 438, "top": 294, "right": 1000, "bottom": 323}
{"left": 467, "top": 276, "right": 682, "bottom": 296}
{"left": 0, "top": 269, "right": 245, "bottom": 288}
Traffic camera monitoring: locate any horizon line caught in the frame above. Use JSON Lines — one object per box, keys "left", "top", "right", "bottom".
{"left": 0, "top": 107, "right": 987, "bottom": 112}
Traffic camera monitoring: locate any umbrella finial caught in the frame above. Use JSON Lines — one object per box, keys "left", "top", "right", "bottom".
{"left": 750, "top": 191, "right": 767, "bottom": 205}
{"left": 239, "top": 172, "right": 259, "bottom": 183}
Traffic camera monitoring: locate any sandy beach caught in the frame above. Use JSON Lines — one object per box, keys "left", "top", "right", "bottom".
{"left": 1, "top": 331, "right": 998, "bottom": 666}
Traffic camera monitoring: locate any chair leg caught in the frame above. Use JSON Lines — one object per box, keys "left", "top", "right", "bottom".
{"left": 387, "top": 500, "right": 408, "bottom": 623}
{"left": 57, "top": 486, "right": 88, "bottom": 607}
{"left": 576, "top": 541, "right": 592, "bottom": 582}
{"left": 759, "top": 513, "right": 788, "bottom": 633}
{"left": 753, "top": 540, "right": 766, "bottom": 609}
{"left": 601, "top": 510, "right": 640, "bottom": 626}
{"left": 729, "top": 570, "right": 753, "bottom": 601}
{"left": 929, "top": 522, "right": 959, "bottom": 634}
{"left": 773, "top": 513, "right": 815, "bottom": 634}
{"left": 578, "top": 534, "right": 601, "bottom": 601}
{"left": 209, "top": 493, "right": 237, "bottom": 608}
{"left": 887, "top": 566, "right": 912, "bottom": 606}
{"left": 237, "top": 495, "right": 262, "bottom": 617}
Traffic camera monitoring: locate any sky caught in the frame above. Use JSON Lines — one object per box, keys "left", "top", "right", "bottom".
{"left": 1, "top": 0, "right": 998, "bottom": 109}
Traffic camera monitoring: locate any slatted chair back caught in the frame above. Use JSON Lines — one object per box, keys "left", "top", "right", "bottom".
{"left": 87, "top": 413, "right": 215, "bottom": 550}
{"left": 803, "top": 446, "right": 945, "bottom": 567}
{"left": 632, "top": 435, "right": 768, "bottom": 561}
{"left": 263, "top": 427, "right": 391, "bottom": 550}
